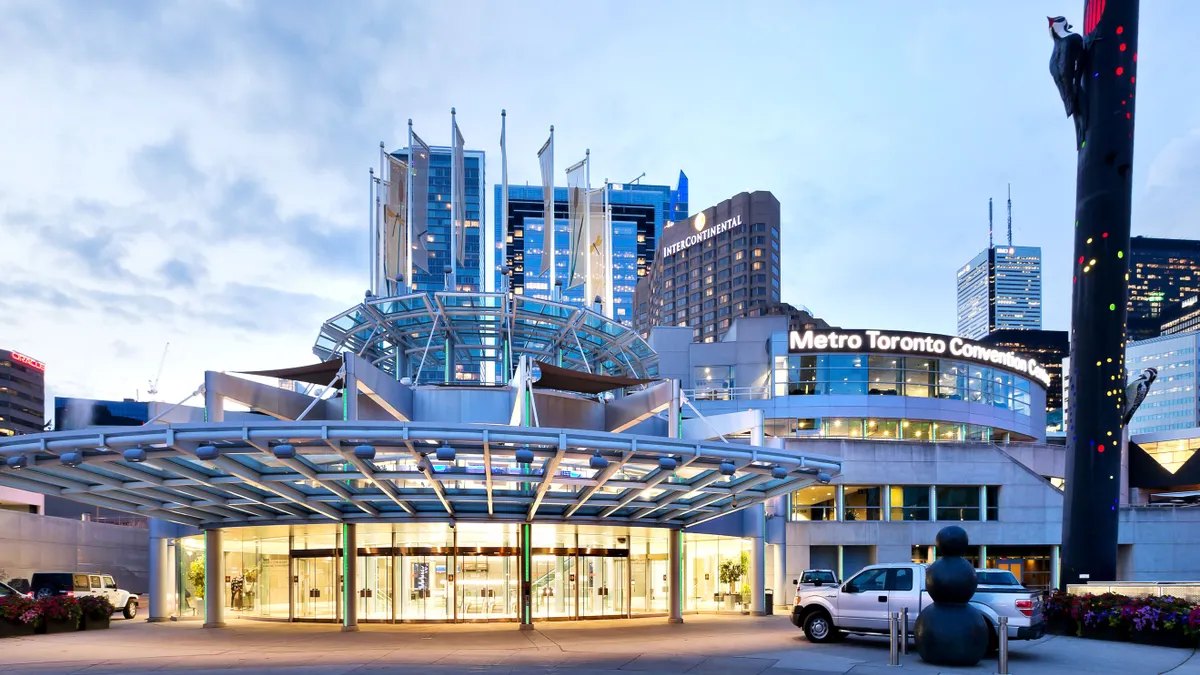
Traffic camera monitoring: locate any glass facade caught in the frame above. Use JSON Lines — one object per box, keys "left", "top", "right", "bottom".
{"left": 391, "top": 147, "right": 485, "bottom": 293}
{"left": 956, "top": 246, "right": 1043, "bottom": 340}
{"left": 176, "top": 523, "right": 746, "bottom": 622}
{"left": 788, "top": 485, "right": 998, "bottom": 523}
{"left": 772, "top": 354, "right": 1033, "bottom": 416}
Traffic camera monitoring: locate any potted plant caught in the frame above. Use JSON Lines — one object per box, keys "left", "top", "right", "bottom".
{"left": 1129, "top": 596, "right": 1194, "bottom": 648}
{"left": 78, "top": 595, "right": 115, "bottom": 631}
{"left": 718, "top": 553, "right": 747, "bottom": 611}
{"left": 36, "top": 595, "right": 81, "bottom": 634}
{"left": 1078, "top": 592, "right": 1129, "bottom": 642}
{"left": 1044, "top": 591, "right": 1075, "bottom": 635}
{"left": 0, "top": 594, "right": 40, "bottom": 638}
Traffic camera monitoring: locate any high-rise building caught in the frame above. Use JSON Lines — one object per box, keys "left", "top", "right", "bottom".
{"left": 1160, "top": 294, "right": 1200, "bottom": 337}
{"left": 0, "top": 349, "right": 45, "bottom": 436}
{"left": 956, "top": 246, "right": 1043, "bottom": 340}
{"left": 978, "top": 329, "right": 1069, "bottom": 434}
{"left": 634, "top": 191, "right": 782, "bottom": 342}
{"left": 1128, "top": 236, "right": 1200, "bottom": 340}
{"left": 494, "top": 177, "right": 686, "bottom": 324}
{"left": 1124, "top": 332, "right": 1200, "bottom": 435}
{"left": 389, "top": 146, "right": 487, "bottom": 293}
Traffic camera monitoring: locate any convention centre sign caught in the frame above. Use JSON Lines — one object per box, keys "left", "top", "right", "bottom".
{"left": 788, "top": 328, "right": 1052, "bottom": 388}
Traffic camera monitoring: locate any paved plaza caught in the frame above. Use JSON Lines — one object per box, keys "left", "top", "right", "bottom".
{"left": 2, "top": 615, "right": 1199, "bottom": 675}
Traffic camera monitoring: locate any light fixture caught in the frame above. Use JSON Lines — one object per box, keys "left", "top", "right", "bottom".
{"left": 354, "top": 445, "right": 377, "bottom": 461}
{"left": 273, "top": 444, "right": 296, "bottom": 460}
{"left": 436, "top": 445, "right": 456, "bottom": 462}
{"left": 772, "top": 465, "right": 788, "bottom": 480}
{"left": 60, "top": 452, "right": 83, "bottom": 467}
{"left": 6, "top": 455, "right": 27, "bottom": 470}
{"left": 515, "top": 447, "right": 535, "bottom": 465}
{"left": 719, "top": 460, "right": 736, "bottom": 476}
{"left": 816, "top": 472, "right": 832, "bottom": 485}
{"left": 589, "top": 451, "right": 608, "bottom": 471}
{"left": 123, "top": 448, "right": 147, "bottom": 463}
{"left": 196, "top": 445, "right": 220, "bottom": 461}
{"left": 659, "top": 456, "right": 678, "bottom": 471}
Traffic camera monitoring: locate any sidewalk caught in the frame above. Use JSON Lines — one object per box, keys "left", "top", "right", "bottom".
{"left": 0, "top": 614, "right": 1195, "bottom": 675}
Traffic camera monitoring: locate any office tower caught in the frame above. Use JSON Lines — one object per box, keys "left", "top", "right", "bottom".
{"left": 389, "top": 146, "right": 487, "bottom": 293}
{"left": 0, "top": 349, "right": 45, "bottom": 436}
{"left": 1128, "top": 236, "right": 1200, "bottom": 340}
{"left": 956, "top": 246, "right": 1043, "bottom": 340}
{"left": 979, "top": 329, "right": 1069, "bottom": 433}
{"left": 495, "top": 176, "right": 686, "bottom": 324}
{"left": 1160, "top": 295, "right": 1200, "bottom": 337}
{"left": 634, "top": 191, "right": 782, "bottom": 342}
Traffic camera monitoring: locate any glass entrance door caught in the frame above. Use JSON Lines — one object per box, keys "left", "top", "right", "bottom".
{"left": 399, "top": 555, "right": 451, "bottom": 621}
{"left": 456, "top": 555, "right": 517, "bottom": 621}
{"left": 357, "top": 555, "right": 393, "bottom": 621}
{"left": 579, "top": 556, "right": 626, "bottom": 617}
{"left": 293, "top": 556, "right": 338, "bottom": 621}
{"left": 532, "top": 555, "right": 577, "bottom": 619}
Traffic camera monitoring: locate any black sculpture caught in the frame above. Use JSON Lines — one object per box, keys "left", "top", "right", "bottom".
{"left": 1053, "top": 0, "right": 1140, "bottom": 589}
{"left": 1122, "top": 368, "right": 1157, "bottom": 424}
{"left": 914, "top": 526, "right": 989, "bottom": 666}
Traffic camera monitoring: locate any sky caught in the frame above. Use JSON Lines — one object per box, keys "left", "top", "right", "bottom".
{"left": 1, "top": 0, "right": 1199, "bottom": 417}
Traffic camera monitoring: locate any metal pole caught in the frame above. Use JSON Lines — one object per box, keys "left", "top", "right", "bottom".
{"left": 888, "top": 611, "right": 900, "bottom": 666}
{"left": 997, "top": 615, "right": 1009, "bottom": 675}
{"left": 901, "top": 607, "right": 909, "bottom": 655}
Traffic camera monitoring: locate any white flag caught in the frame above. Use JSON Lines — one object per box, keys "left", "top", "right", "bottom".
{"left": 537, "top": 129, "right": 554, "bottom": 278}
{"left": 384, "top": 155, "right": 408, "bottom": 294}
{"left": 586, "top": 186, "right": 609, "bottom": 309}
{"left": 409, "top": 131, "right": 431, "bottom": 274}
{"left": 566, "top": 157, "right": 588, "bottom": 289}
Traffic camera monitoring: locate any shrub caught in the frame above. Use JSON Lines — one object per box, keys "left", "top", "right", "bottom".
{"left": 78, "top": 595, "right": 115, "bottom": 619}
{"left": 0, "top": 594, "right": 40, "bottom": 625}
{"left": 37, "top": 595, "right": 82, "bottom": 624}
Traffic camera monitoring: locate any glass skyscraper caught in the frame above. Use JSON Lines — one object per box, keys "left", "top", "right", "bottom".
{"left": 390, "top": 146, "right": 487, "bottom": 293}
{"left": 1128, "top": 236, "right": 1200, "bottom": 340}
{"left": 495, "top": 177, "right": 685, "bottom": 325}
{"left": 956, "top": 246, "right": 1043, "bottom": 340}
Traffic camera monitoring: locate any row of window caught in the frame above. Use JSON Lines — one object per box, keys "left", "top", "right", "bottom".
{"left": 766, "top": 417, "right": 1001, "bottom": 442}
{"left": 773, "top": 355, "right": 1034, "bottom": 416}
{"left": 790, "top": 485, "right": 999, "bottom": 523}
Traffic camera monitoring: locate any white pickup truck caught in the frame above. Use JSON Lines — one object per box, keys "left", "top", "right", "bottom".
{"left": 791, "top": 563, "right": 1045, "bottom": 650}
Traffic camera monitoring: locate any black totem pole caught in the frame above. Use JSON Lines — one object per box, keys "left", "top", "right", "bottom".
{"left": 1051, "top": 0, "right": 1140, "bottom": 588}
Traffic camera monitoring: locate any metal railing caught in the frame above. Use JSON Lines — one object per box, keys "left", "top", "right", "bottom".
{"left": 683, "top": 386, "right": 771, "bottom": 401}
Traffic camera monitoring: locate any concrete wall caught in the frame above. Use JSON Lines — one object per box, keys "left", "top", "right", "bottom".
{"left": 1118, "top": 507, "right": 1200, "bottom": 580}
{"left": 0, "top": 510, "right": 149, "bottom": 592}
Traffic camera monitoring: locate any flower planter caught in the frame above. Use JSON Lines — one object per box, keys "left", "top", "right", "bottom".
{"left": 39, "top": 617, "right": 79, "bottom": 634}
{"left": 1081, "top": 622, "right": 1127, "bottom": 642}
{"left": 1047, "top": 616, "right": 1074, "bottom": 635}
{"left": 1130, "top": 627, "right": 1193, "bottom": 649}
{"left": 0, "top": 618, "right": 37, "bottom": 638}
{"left": 81, "top": 614, "right": 111, "bottom": 631}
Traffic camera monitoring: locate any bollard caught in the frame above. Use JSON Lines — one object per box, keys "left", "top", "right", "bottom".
{"left": 900, "top": 607, "right": 909, "bottom": 655}
{"left": 888, "top": 611, "right": 901, "bottom": 666}
{"left": 997, "top": 615, "right": 1009, "bottom": 675}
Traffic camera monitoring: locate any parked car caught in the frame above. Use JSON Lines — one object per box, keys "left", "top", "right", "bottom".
{"left": 0, "top": 579, "right": 29, "bottom": 598}
{"left": 792, "top": 563, "right": 1045, "bottom": 651}
{"left": 797, "top": 569, "right": 840, "bottom": 587}
{"left": 29, "top": 572, "right": 139, "bottom": 619}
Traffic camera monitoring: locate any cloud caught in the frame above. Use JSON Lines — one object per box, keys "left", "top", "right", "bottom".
{"left": 159, "top": 257, "right": 203, "bottom": 289}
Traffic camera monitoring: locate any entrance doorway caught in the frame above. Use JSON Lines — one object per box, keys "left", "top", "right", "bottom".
{"left": 579, "top": 555, "right": 626, "bottom": 618}
{"left": 455, "top": 554, "right": 518, "bottom": 621}
{"left": 293, "top": 556, "right": 338, "bottom": 621}
{"left": 357, "top": 555, "right": 393, "bottom": 621}
{"left": 399, "top": 554, "right": 451, "bottom": 621}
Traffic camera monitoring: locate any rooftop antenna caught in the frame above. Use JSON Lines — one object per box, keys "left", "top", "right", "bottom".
{"left": 1007, "top": 183, "right": 1013, "bottom": 246}
{"left": 988, "top": 198, "right": 994, "bottom": 250}
{"left": 147, "top": 342, "right": 170, "bottom": 398}
{"left": 629, "top": 172, "right": 646, "bottom": 185}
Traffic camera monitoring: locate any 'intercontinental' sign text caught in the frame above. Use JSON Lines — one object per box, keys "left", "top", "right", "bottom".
{"left": 662, "top": 214, "right": 742, "bottom": 257}
{"left": 788, "top": 329, "right": 1052, "bottom": 388}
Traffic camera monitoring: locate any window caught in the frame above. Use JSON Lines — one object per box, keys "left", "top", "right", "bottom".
{"left": 89, "top": 575, "right": 101, "bottom": 589}
{"left": 890, "top": 486, "right": 931, "bottom": 521}
{"left": 843, "top": 486, "right": 882, "bottom": 521}
{"left": 734, "top": 251, "right": 745, "bottom": 261}
{"left": 868, "top": 355, "right": 900, "bottom": 395}
{"left": 790, "top": 485, "right": 837, "bottom": 521}
{"left": 936, "top": 486, "right": 980, "bottom": 521}
{"left": 986, "top": 486, "right": 999, "bottom": 520}
{"left": 102, "top": 576, "right": 116, "bottom": 590}
{"left": 888, "top": 567, "right": 914, "bottom": 591}
{"left": 695, "top": 365, "right": 735, "bottom": 391}
{"left": 845, "top": 568, "right": 888, "bottom": 593}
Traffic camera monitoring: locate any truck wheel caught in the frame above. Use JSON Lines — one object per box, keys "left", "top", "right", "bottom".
{"left": 803, "top": 610, "right": 839, "bottom": 643}
{"left": 984, "top": 618, "right": 999, "bottom": 655}
{"left": 123, "top": 600, "right": 137, "bottom": 620}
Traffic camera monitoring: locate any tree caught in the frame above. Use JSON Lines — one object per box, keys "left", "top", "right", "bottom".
{"left": 719, "top": 552, "right": 748, "bottom": 595}
{"left": 187, "top": 559, "right": 206, "bottom": 599}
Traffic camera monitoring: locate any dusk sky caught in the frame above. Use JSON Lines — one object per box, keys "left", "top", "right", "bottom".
{"left": 2, "top": 0, "right": 1199, "bottom": 413}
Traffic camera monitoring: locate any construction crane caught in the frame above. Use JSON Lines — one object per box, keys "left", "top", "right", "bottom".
{"left": 146, "top": 343, "right": 170, "bottom": 398}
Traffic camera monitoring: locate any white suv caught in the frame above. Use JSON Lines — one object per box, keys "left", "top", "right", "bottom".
{"left": 30, "top": 572, "right": 140, "bottom": 619}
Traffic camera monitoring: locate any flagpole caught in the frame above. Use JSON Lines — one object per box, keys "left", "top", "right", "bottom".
{"left": 501, "top": 109, "right": 508, "bottom": 295}
{"left": 549, "top": 125, "right": 556, "bottom": 301}
{"left": 584, "top": 149, "right": 592, "bottom": 311}
{"left": 406, "top": 120, "right": 415, "bottom": 294}
{"left": 368, "top": 167, "right": 376, "bottom": 295}
{"left": 450, "top": 107, "right": 458, "bottom": 292}
{"left": 379, "top": 141, "right": 387, "bottom": 295}
{"left": 605, "top": 180, "right": 614, "bottom": 320}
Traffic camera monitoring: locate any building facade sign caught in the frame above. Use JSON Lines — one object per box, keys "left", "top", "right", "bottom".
{"left": 788, "top": 328, "right": 1051, "bottom": 388}
{"left": 661, "top": 213, "right": 743, "bottom": 257}
{"left": 11, "top": 351, "right": 45, "bottom": 372}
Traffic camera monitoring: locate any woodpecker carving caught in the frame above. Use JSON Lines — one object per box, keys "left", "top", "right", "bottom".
{"left": 1048, "top": 16, "right": 1087, "bottom": 146}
